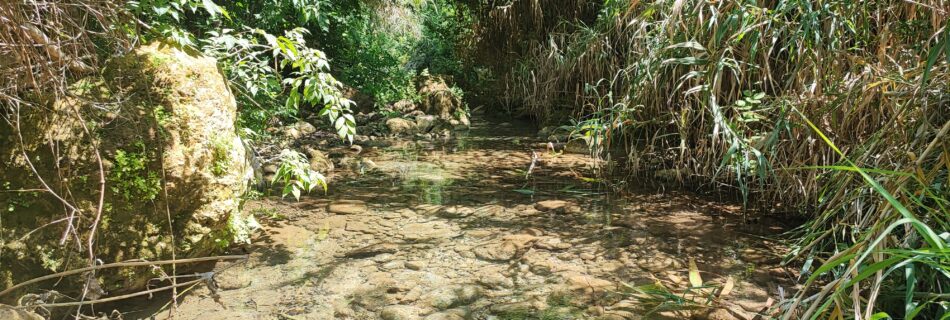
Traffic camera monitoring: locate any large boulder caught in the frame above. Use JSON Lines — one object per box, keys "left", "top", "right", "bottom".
{"left": 416, "top": 75, "right": 469, "bottom": 128}
{"left": 0, "top": 42, "right": 251, "bottom": 296}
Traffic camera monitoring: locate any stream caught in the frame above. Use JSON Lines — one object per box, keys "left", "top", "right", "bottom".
{"left": 123, "top": 113, "right": 796, "bottom": 320}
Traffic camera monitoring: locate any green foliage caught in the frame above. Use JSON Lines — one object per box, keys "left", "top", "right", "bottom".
{"left": 110, "top": 142, "right": 161, "bottom": 202}
{"left": 273, "top": 149, "right": 327, "bottom": 200}
{"left": 132, "top": 0, "right": 356, "bottom": 141}
{"left": 2, "top": 182, "right": 38, "bottom": 213}
{"left": 308, "top": 0, "right": 476, "bottom": 105}
{"left": 210, "top": 135, "right": 231, "bottom": 177}
{"left": 127, "top": 0, "right": 229, "bottom": 47}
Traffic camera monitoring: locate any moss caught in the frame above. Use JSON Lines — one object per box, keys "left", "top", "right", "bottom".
{"left": 109, "top": 141, "right": 161, "bottom": 202}
{"left": 210, "top": 135, "right": 231, "bottom": 177}
{"left": 147, "top": 52, "right": 172, "bottom": 68}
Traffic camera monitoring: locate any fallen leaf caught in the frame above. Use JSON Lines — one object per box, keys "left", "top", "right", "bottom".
{"left": 719, "top": 276, "right": 734, "bottom": 297}
{"left": 688, "top": 257, "right": 703, "bottom": 287}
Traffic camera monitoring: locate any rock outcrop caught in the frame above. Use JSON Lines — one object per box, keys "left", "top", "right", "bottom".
{"left": 0, "top": 42, "right": 251, "bottom": 295}
{"left": 384, "top": 75, "right": 470, "bottom": 136}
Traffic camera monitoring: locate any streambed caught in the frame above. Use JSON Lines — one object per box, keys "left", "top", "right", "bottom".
{"left": 127, "top": 114, "right": 796, "bottom": 320}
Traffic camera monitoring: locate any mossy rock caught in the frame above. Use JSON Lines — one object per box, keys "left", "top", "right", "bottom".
{"left": 0, "top": 42, "right": 250, "bottom": 298}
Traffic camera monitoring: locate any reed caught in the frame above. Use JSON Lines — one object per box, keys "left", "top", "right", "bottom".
{"left": 478, "top": 0, "right": 950, "bottom": 318}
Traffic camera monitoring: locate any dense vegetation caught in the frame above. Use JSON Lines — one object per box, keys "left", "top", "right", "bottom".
{"left": 1, "top": 0, "right": 947, "bottom": 319}
{"left": 472, "top": 1, "right": 949, "bottom": 318}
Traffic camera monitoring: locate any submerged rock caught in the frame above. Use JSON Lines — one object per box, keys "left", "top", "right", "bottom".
{"left": 534, "top": 200, "right": 580, "bottom": 214}
{"left": 379, "top": 304, "right": 422, "bottom": 320}
{"left": 474, "top": 234, "right": 537, "bottom": 261}
{"left": 345, "top": 242, "right": 400, "bottom": 258}
{"left": 328, "top": 199, "right": 368, "bottom": 215}
{"left": 401, "top": 221, "right": 459, "bottom": 242}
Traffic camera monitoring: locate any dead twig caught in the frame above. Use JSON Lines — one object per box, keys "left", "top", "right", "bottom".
{"left": 0, "top": 255, "right": 248, "bottom": 298}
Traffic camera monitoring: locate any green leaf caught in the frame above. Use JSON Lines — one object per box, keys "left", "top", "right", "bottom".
{"left": 666, "top": 41, "right": 707, "bottom": 51}
{"left": 869, "top": 312, "right": 891, "bottom": 320}
{"left": 801, "top": 114, "right": 945, "bottom": 251}
{"left": 921, "top": 33, "right": 946, "bottom": 85}
{"left": 201, "top": 0, "right": 218, "bottom": 18}
{"left": 291, "top": 186, "right": 301, "bottom": 200}
{"left": 905, "top": 263, "right": 917, "bottom": 319}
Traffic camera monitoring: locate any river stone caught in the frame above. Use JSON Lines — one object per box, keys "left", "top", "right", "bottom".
{"left": 474, "top": 266, "right": 513, "bottom": 289}
{"left": 286, "top": 121, "right": 317, "bottom": 138}
{"left": 474, "top": 234, "right": 537, "bottom": 261}
{"left": 307, "top": 148, "right": 334, "bottom": 173}
{"left": 637, "top": 253, "right": 683, "bottom": 273}
{"left": 405, "top": 261, "right": 426, "bottom": 270}
{"left": 422, "top": 285, "right": 481, "bottom": 310}
{"left": 415, "top": 114, "right": 440, "bottom": 133}
{"left": 437, "top": 205, "right": 474, "bottom": 218}
{"left": 0, "top": 305, "right": 42, "bottom": 320}
{"left": 534, "top": 200, "right": 578, "bottom": 213}
{"left": 393, "top": 99, "right": 417, "bottom": 113}
{"left": 328, "top": 200, "right": 367, "bottom": 215}
{"left": 401, "top": 222, "right": 458, "bottom": 242}
{"left": 345, "top": 220, "right": 375, "bottom": 234}
{"left": 379, "top": 305, "right": 422, "bottom": 320}
{"left": 345, "top": 242, "right": 400, "bottom": 258}
{"left": 564, "top": 273, "right": 615, "bottom": 295}
{"left": 564, "top": 139, "right": 590, "bottom": 154}
{"left": 424, "top": 311, "right": 466, "bottom": 320}
{"left": 387, "top": 118, "right": 415, "bottom": 135}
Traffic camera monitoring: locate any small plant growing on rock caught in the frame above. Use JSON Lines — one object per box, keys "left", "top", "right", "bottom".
{"left": 209, "top": 135, "right": 231, "bottom": 177}
{"left": 274, "top": 149, "right": 327, "bottom": 200}
{"left": 110, "top": 142, "right": 161, "bottom": 201}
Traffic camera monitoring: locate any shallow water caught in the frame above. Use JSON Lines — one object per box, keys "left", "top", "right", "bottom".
{"left": 119, "top": 114, "right": 796, "bottom": 320}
